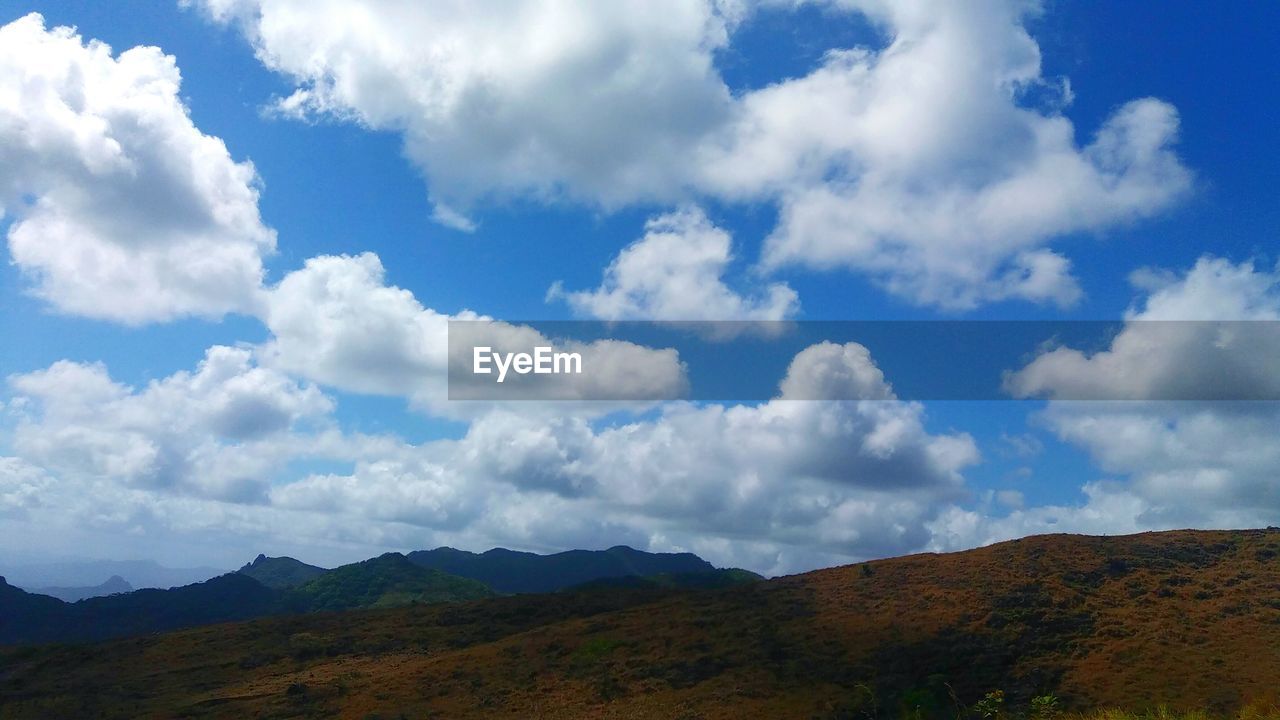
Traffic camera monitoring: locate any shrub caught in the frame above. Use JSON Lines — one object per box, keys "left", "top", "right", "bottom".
{"left": 974, "top": 690, "right": 1005, "bottom": 720}
{"left": 1031, "top": 694, "right": 1061, "bottom": 720}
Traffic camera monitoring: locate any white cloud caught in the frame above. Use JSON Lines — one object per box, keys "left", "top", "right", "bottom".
{"left": 1037, "top": 403, "right": 1280, "bottom": 525}
{"left": 0, "top": 14, "right": 275, "bottom": 324}
{"left": 274, "top": 341, "right": 978, "bottom": 571}
{"left": 1003, "top": 256, "right": 1280, "bottom": 532}
{"left": 2, "top": 340, "right": 978, "bottom": 574}
{"left": 7, "top": 346, "right": 335, "bottom": 502}
{"left": 928, "top": 481, "right": 1155, "bottom": 551}
{"left": 186, "top": 0, "right": 738, "bottom": 215}
{"left": 261, "top": 252, "right": 689, "bottom": 412}
{"left": 777, "top": 341, "right": 892, "bottom": 400}
{"left": 549, "top": 207, "right": 798, "bottom": 322}
{"left": 729, "top": 43, "right": 1188, "bottom": 307}
{"left": 1008, "top": 257, "right": 1280, "bottom": 401}
{"left": 258, "top": 252, "right": 456, "bottom": 399}
{"left": 0, "top": 457, "right": 52, "bottom": 520}
{"left": 191, "top": 0, "right": 1191, "bottom": 309}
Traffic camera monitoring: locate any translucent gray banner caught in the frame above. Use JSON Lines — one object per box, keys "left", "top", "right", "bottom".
{"left": 446, "top": 320, "right": 1280, "bottom": 401}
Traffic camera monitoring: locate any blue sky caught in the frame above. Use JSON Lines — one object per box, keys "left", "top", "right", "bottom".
{"left": 1, "top": 1, "right": 1277, "bottom": 575}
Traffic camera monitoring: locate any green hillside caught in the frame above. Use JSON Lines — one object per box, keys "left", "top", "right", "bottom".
{"left": 290, "top": 552, "right": 495, "bottom": 611}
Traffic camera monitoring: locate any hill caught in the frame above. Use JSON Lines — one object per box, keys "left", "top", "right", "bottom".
{"left": 0, "top": 555, "right": 494, "bottom": 645}
{"left": 289, "top": 552, "right": 494, "bottom": 611}
{"left": 3, "top": 529, "right": 1279, "bottom": 718}
{"left": 28, "top": 575, "right": 133, "bottom": 602}
{"left": 0, "top": 577, "right": 67, "bottom": 645}
{"left": 237, "top": 554, "right": 327, "bottom": 589}
{"left": 407, "top": 544, "right": 716, "bottom": 593}
{"left": 0, "top": 573, "right": 284, "bottom": 645}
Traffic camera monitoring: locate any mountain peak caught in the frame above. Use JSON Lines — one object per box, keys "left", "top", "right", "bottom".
{"left": 236, "top": 555, "right": 327, "bottom": 589}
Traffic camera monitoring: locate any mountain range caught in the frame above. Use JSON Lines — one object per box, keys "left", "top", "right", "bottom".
{"left": 2, "top": 559, "right": 226, "bottom": 591}
{"left": 27, "top": 575, "right": 133, "bottom": 603}
{"left": 1, "top": 529, "right": 1276, "bottom": 718}
{"left": 0, "top": 544, "right": 753, "bottom": 646}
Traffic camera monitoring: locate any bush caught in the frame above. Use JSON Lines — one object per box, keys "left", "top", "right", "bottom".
{"left": 1031, "top": 694, "right": 1061, "bottom": 720}
{"left": 974, "top": 690, "right": 1005, "bottom": 720}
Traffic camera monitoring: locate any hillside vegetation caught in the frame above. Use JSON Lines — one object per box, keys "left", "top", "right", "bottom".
{"left": 406, "top": 544, "right": 716, "bottom": 593}
{"left": 2, "top": 529, "right": 1279, "bottom": 718}
{"left": 0, "top": 554, "right": 490, "bottom": 645}
{"left": 289, "top": 552, "right": 494, "bottom": 611}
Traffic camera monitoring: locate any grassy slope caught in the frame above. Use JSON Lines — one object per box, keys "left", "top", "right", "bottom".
{"left": 2, "top": 529, "right": 1279, "bottom": 719}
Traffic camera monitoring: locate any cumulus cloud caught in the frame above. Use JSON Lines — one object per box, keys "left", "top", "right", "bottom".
{"left": 2, "top": 340, "right": 977, "bottom": 574}
{"left": 261, "top": 252, "right": 689, "bottom": 411}
{"left": 0, "top": 457, "right": 53, "bottom": 520}
{"left": 7, "top": 346, "right": 335, "bottom": 502}
{"left": 191, "top": 0, "right": 1190, "bottom": 308}
{"left": 258, "top": 253, "right": 458, "bottom": 399}
{"left": 1008, "top": 257, "right": 1280, "bottom": 401}
{"left": 185, "top": 0, "right": 738, "bottom": 219}
{"left": 268, "top": 341, "right": 979, "bottom": 571}
{"left": 1002, "top": 256, "right": 1280, "bottom": 532}
{"left": 777, "top": 341, "right": 893, "bottom": 400}
{"left": 927, "top": 481, "right": 1155, "bottom": 551}
{"left": 0, "top": 14, "right": 275, "bottom": 323}
{"left": 549, "top": 207, "right": 798, "bottom": 323}
{"left": 725, "top": 12, "right": 1189, "bottom": 307}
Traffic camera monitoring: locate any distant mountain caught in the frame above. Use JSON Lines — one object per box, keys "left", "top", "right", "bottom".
{"left": 0, "top": 547, "right": 725, "bottom": 645}
{"left": 0, "top": 573, "right": 283, "bottom": 645}
{"left": 30, "top": 575, "right": 133, "bottom": 602}
{"left": 237, "top": 554, "right": 327, "bottom": 589}
{"left": 406, "top": 545, "right": 716, "bottom": 593}
{"left": 4, "top": 559, "right": 224, "bottom": 590}
{"left": 290, "top": 552, "right": 494, "bottom": 611}
{"left": 0, "top": 554, "right": 493, "bottom": 645}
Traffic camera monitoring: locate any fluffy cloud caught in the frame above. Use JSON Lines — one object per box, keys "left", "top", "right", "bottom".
{"left": 269, "top": 341, "right": 979, "bottom": 572}
{"left": 927, "top": 481, "right": 1154, "bottom": 552}
{"left": 721, "top": 8, "right": 1189, "bottom": 307}
{"left": 777, "top": 341, "right": 893, "bottom": 400}
{"left": 1002, "top": 256, "right": 1280, "bottom": 532}
{"left": 191, "top": 0, "right": 1190, "bottom": 308}
{"left": 549, "top": 207, "right": 798, "bottom": 322}
{"left": 7, "top": 346, "right": 335, "bottom": 501}
{"left": 186, "top": 0, "right": 738, "bottom": 218}
{"left": 2, "top": 340, "right": 977, "bottom": 574}
{"left": 0, "top": 14, "right": 275, "bottom": 323}
{"left": 0, "top": 457, "right": 52, "bottom": 520}
{"left": 258, "top": 253, "right": 457, "bottom": 399}
{"left": 1008, "top": 257, "right": 1280, "bottom": 400}
{"left": 261, "top": 253, "right": 689, "bottom": 410}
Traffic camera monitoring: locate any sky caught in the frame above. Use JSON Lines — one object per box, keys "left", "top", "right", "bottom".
{"left": 0, "top": 0, "right": 1277, "bottom": 576}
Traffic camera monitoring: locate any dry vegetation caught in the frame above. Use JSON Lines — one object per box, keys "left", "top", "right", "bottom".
{"left": 2, "top": 529, "right": 1279, "bottom": 719}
